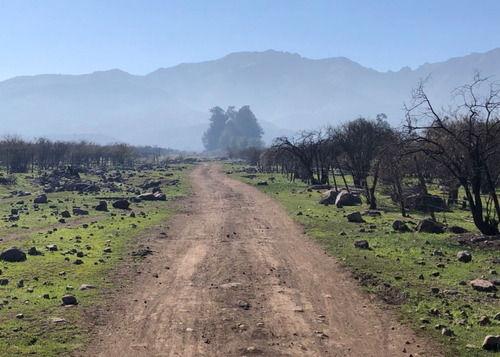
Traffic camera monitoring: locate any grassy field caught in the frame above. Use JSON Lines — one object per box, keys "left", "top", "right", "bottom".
{"left": 225, "top": 163, "right": 500, "bottom": 357}
{"left": 0, "top": 164, "right": 192, "bottom": 356}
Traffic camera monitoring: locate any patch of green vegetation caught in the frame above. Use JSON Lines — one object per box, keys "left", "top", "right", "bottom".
{"left": 0, "top": 164, "right": 192, "bottom": 356}
{"left": 226, "top": 163, "right": 500, "bottom": 357}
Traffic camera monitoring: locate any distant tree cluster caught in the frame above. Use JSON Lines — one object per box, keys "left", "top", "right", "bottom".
{"left": 0, "top": 137, "right": 176, "bottom": 174}
{"left": 258, "top": 74, "right": 500, "bottom": 236}
{"left": 202, "top": 105, "right": 264, "bottom": 152}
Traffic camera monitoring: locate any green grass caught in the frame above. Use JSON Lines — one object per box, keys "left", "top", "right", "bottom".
{"left": 0, "top": 164, "right": 192, "bottom": 356}
{"left": 225, "top": 163, "right": 500, "bottom": 357}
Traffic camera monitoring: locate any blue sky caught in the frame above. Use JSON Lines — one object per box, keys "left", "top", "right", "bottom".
{"left": 0, "top": 0, "right": 498, "bottom": 81}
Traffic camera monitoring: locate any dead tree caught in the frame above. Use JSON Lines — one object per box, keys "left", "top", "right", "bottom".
{"left": 405, "top": 73, "right": 500, "bottom": 235}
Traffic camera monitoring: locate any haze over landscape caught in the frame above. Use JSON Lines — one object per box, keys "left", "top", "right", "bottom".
{"left": 2, "top": 48, "right": 500, "bottom": 150}
{"left": 1, "top": 1, "right": 500, "bottom": 150}
{"left": 3, "top": 3, "right": 500, "bottom": 356}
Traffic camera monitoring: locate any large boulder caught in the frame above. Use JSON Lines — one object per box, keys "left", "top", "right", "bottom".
{"left": 0, "top": 247, "right": 27, "bottom": 262}
{"left": 153, "top": 192, "right": 166, "bottom": 201}
{"left": 471, "top": 278, "right": 496, "bottom": 292}
{"left": 392, "top": 220, "right": 410, "bottom": 232}
{"left": 94, "top": 200, "right": 108, "bottom": 212}
{"left": 61, "top": 294, "right": 78, "bottom": 305}
{"left": 354, "top": 240, "right": 369, "bottom": 249}
{"left": 335, "top": 191, "right": 361, "bottom": 206}
{"left": 319, "top": 190, "right": 338, "bottom": 205}
{"left": 447, "top": 226, "right": 468, "bottom": 234}
{"left": 416, "top": 219, "right": 445, "bottom": 234}
{"left": 483, "top": 335, "right": 500, "bottom": 351}
{"left": 457, "top": 250, "right": 472, "bottom": 263}
{"left": 112, "top": 200, "right": 130, "bottom": 209}
{"left": 34, "top": 194, "right": 48, "bottom": 204}
{"left": 137, "top": 193, "right": 156, "bottom": 201}
{"left": 347, "top": 212, "right": 365, "bottom": 223}
{"left": 406, "top": 193, "right": 447, "bottom": 212}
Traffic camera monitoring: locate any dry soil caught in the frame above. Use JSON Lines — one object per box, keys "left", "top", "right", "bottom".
{"left": 84, "top": 163, "right": 440, "bottom": 357}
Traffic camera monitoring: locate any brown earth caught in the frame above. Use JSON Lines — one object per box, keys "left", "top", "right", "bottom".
{"left": 84, "top": 163, "right": 441, "bottom": 357}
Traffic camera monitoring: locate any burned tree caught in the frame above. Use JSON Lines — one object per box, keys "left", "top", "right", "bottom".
{"left": 333, "top": 115, "right": 394, "bottom": 209}
{"left": 405, "top": 74, "right": 500, "bottom": 235}
{"left": 271, "top": 128, "right": 330, "bottom": 184}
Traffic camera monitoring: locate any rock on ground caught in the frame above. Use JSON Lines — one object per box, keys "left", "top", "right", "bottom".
{"left": 471, "top": 279, "right": 496, "bottom": 292}
{"left": 457, "top": 250, "right": 472, "bottom": 263}
{"left": 347, "top": 211, "right": 365, "bottom": 223}
{"left": 335, "top": 191, "right": 361, "bottom": 206}
{"left": 319, "top": 190, "right": 338, "bottom": 205}
{"left": 482, "top": 335, "right": 500, "bottom": 351}
{"left": 0, "top": 247, "right": 27, "bottom": 262}
{"left": 392, "top": 220, "right": 410, "bottom": 232}
{"left": 447, "top": 226, "right": 468, "bottom": 234}
{"left": 137, "top": 193, "right": 156, "bottom": 201}
{"left": 34, "top": 193, "right": 48, "bottom": 203}
{"left": 72, "top": 208, "right": 89, "bottom": 215}
{"left": 49, "top": 317, "right": 67, "bottom": 324}
{"left": 61, "top": 294, "right": 78, "bottom": 305}
{"left": 79, "top": 284, "right": 96, "bottom": 291}
{"left": 112, "top": 200, "right": 130, "bottom": 209}
{"left": 354, "top": 240, "right": 369, "bottom": 249}
{"left": 416, "top": 219, "right": 444, "bottom": 234}
{"left": 95, "top": 201, "right": 108, "bottom": 212}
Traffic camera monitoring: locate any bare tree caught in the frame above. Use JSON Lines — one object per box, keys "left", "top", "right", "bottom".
{"left": 405, "top": 73, "right": 500, "bottom": 235}
{"left": 0, "top": 135, "right": 31, "bottom": 173}
{"left": 333, "top": 115, "right": 394, "bottom": 208}
{"left": 378, "top": 132, "right": 409, "bottom": 216}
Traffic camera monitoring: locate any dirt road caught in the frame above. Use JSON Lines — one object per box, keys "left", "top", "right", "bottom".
{"left": 85, "top": 164, "right": 439, "bottom": 356}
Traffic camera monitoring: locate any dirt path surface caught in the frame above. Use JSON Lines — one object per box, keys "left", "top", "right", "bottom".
{"left": 85, "top": 164, "right": 440, "bottom": 357}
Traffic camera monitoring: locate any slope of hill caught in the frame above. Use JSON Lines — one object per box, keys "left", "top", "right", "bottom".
{"left": 1, "top": 49, "right": 499, "bottom": 150}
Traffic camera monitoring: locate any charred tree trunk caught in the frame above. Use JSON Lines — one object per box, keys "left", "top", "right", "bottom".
{"left": 368, "top": 159, "right": 381, "bottom": 210}
{"left": 414, "top": 155, "right": 436, "bottom": 221}
{"left": 464, "top": 180, "right": 499, "bottom": 235}
{"left": 331, "top": 165, "right": 338, "bottom": 191}
{"left": 334, "top": 157, "right": 349, "bottom": 192}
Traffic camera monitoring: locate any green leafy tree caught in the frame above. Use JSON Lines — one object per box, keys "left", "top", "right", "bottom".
{"left": 220, "top": 105, "right": 264, "bottom": 150}
{"left": 203, "top": 105, "right": 264, "bottom": 151}
{"left": 202, "top": 106, "right": 231, "bottom": 150}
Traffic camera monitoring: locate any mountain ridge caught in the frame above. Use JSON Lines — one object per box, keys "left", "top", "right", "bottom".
{"left": 1, "top": 48, "right": 499, "bottom": 150}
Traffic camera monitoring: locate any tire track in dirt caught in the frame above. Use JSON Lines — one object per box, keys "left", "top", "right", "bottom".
{"left": 84, "top": 163, "right": 440, "bottom": 356}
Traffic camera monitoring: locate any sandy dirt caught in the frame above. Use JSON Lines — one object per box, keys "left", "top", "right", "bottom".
{"left": 84, "top": 163, "right": 440, "bottom": 356}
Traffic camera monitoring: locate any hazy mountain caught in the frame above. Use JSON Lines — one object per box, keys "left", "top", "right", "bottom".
{"left": 1, "top": 48, "right": 500, "bottom": 150}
